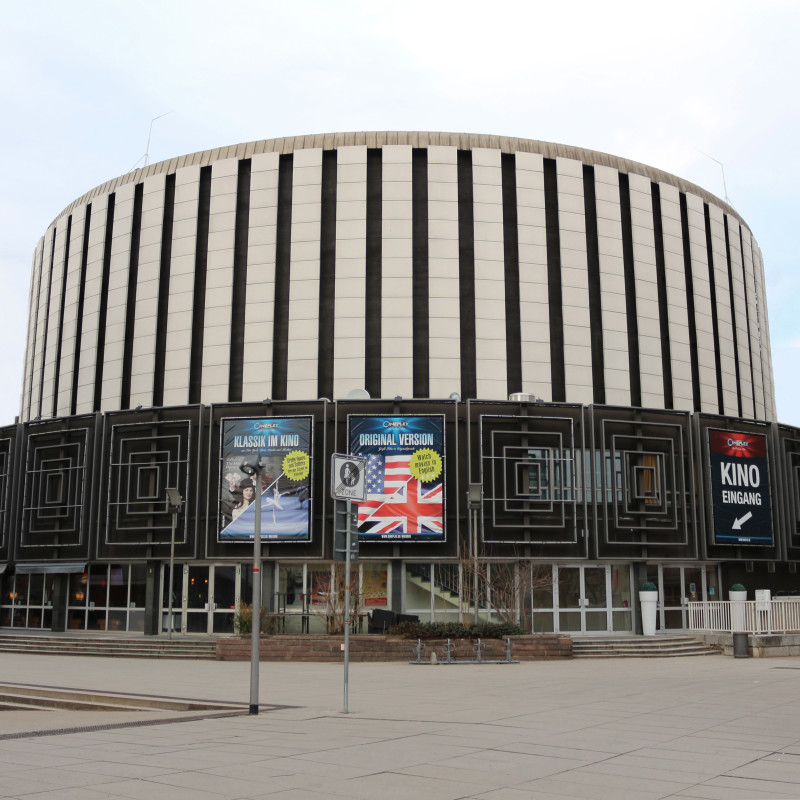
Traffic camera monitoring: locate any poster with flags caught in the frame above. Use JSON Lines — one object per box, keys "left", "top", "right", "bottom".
{"left": 348, "top": 415, "right": 445, "bottom": 542}
{"left": 218, "top": 416, "right": 312, "bottom": 541}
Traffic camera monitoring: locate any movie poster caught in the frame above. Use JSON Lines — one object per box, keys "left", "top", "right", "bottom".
{"left": 218, "top": 416, "right": 312, "bottom": 541}
{"left": 348, "top": 415, "right": 445, "bottom": 542}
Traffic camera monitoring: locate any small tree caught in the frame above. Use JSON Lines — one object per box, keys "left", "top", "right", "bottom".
{"left": 311, "top": 563, "right": 362, "bottom": 635}
{"left": 459, "top": 554, "right": 554, "bottom": 628}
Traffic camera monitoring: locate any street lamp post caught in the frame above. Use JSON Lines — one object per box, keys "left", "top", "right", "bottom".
{"left": 240, "top": 454, "right": 263, "bottom": 715}
{"left": 165, "top": 488, "right": 183, "bottom": 641}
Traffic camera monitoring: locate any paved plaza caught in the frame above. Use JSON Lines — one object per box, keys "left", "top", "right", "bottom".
{"left": 2, "top": 651, "right": 800, "bottom": 798}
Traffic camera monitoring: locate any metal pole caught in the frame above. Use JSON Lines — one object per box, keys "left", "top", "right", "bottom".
{"left": 473, "top": 507, "right": 479, "bottom": 624}
{"left": 343, "top": 498, "right": 352, "bottom": 714}
{"left": 168, "top": 511, "right": 176, "bottom": 641}
{"left": 250, "top": 464, "right": 262, "bottom": 715}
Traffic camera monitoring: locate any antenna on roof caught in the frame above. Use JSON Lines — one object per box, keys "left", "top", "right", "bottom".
{"left": 128, "top": 111, "right": 175, "bottom": 173}
{"left": 696, "top": 149, "right": 732, "bottom": 207}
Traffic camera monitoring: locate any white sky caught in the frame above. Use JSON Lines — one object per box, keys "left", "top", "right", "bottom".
{"left": 1, "top": 0, "right": 798, "bottom": 424}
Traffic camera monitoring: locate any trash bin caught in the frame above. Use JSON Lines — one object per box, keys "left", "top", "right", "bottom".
{"left": 733, "top": 632, "right": 749, "bottom": 658}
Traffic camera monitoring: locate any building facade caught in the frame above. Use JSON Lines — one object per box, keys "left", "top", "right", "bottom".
{"left": 2, "top": 132, "right": 797, "bottom": 637}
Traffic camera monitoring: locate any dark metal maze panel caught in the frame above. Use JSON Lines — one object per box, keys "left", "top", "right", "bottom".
{"left": 105, "top": 420, "right": 191, "bottom": 546}
{"left": 593, "top": 410, "right": 697, "bottom": 559}
{"left": 479, "top": 413, "right": 585, "bottom": 553}
{"left": 21, "top": 428, "right": 88, "bottom": 549}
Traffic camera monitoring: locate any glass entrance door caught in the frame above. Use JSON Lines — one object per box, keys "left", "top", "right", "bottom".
{"left": 648, "top": 565, "right": 716, "bottom": 631}
{"left": 555, "top": 565, "right": 631, "bottom": 634}
{"left": 162, "top": 564, "right": 239, "bottom": 634}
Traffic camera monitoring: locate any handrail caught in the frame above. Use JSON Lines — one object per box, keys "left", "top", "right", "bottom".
{"left": 688, "top": 599, "right": 800, "bottom": 635}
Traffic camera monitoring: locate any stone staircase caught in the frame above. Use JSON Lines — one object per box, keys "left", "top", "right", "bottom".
{"left": 0, "top": 633, "right": 218, "bottom": 660}
{"left": 571, "top": 634, "right": 722, "bottom": 658}
{"left": 0, "top": 683, "right": 238, "bottom": 712}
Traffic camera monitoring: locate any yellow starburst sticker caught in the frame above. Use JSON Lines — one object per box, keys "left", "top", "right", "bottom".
{"left": 282, "top": 450, "right": 310, "bottom": 481}
{"left": 408, "top": 448, "right": 442, "bottom": 483}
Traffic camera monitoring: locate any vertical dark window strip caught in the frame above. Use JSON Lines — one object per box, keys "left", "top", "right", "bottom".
{"left": 93, "top": 195, "right": 116, "bottom": 411}
{"left": 543, "top": 158, "right": 566, "bottom": 402}
{"left": 678, "top": 194, "right": 702, "bottom": 411}
{"left": 71, "top": 204, "right": 92, "bottom": 416}
{"left": 457, "top": 150, "right": 477, "bottom": 400}
{"left": 364, "top": 148, "right": 382, "bottom": 397}
{"left": 650, "top": 183, "right": 673, "bottom": 409}
{"left": 152, "top": 174, "right": 176, "bottom": 407}
{"left": 502, "top": 153, "right": 522, "bottom": 397}
{"left": 228, "top": 159, "right": 252, "bottom": 402}
{"left": 703, "top": 204, "right": 725, "bottom": 414}
{"left": 618, "top": 174, "right": 641, "bottom": 407}
{"left": 26, "top": 242, "right": 46, "bottom": 419}
{"left": 37, "top": 226, "right": 58, "bottom": 417}
{"left": 271, "top": 153, "right": 294, "bottom": 400}
{"left": 738, "top": 225, "right": 757, "bottom": 414}
{"left": 723, "top": 217, "right": 743, "bottom": 417}
{"left": 188, "top": 168, "right": 211, "bottom": 405}
{"left": 582, "top": 165, "right": 605, "bottom": 404}
{"left": 121, "top": 184, "right": 145, "bottom": 409}
{"left": 51, "top": 215, "right": 72, "bottom": 417}
{"left": 412, "top": 148, "right": 430, "bottom": 398}
{"left": 317, "top": 150, "right": 337, "bottom": 399}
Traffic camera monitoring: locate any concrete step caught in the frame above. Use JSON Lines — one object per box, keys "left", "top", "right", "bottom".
{"left": 0, "top": 683, "right": 242, "bottom": 712}
{"left": 0, "top": 634, "right": 218, "bottom": 660}
{"left": 572, "top": 635, "right": 721, "bottom": 658}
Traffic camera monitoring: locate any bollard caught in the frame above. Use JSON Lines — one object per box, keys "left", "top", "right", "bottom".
{"left": 443, "top": 638, "right": 453, "bottom": 664}
{"left": 504, "top": 637, "right": 513, "bottom": 663}
{"left": 733, "top": 632, "right": 749, "bottom": 658}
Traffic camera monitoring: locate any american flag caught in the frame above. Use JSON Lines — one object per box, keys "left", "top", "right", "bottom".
{"left": 359, "top": 454, "right": 443, "bottom": 534}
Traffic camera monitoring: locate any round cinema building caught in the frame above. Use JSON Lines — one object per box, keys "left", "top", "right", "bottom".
{"left": 2, "top": 131, "right": 798, "bottom": 639}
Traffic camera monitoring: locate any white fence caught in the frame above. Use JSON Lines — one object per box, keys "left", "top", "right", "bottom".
{"left": 688, "top": 599, "right": 800, "bottom": 634}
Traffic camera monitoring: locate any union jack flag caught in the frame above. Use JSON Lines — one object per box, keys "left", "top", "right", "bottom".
{"left": 359, "top": 454, "right": 443, "bottom": 534}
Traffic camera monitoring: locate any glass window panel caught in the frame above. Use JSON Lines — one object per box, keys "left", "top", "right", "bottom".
{"left": 684, "top": 567, "right": 702, "bottom": 602}
{"left": 559, "top": 612, "right": 581, "bottom": 631}
{"left": 70, "top": 572, "right": 88, "bottom": 607}
{"left": 363, "top": 564, "right": 388, "bottom": 608}
{"left": 87, "top": 609, "right": 106, "bottom": 630}
{"left": 662, "top": 568, "right": 682, "bottom": 606}
{"left": 29, "top": 573, "right": 45, "bottom": 605}
{"left": 43, "top": 575, "right": 54, "bottom": 608}
{"left": 214, "top": 566, "right": 237, "bottom": 611}
{"left": 14, "top": 574, "right": 29, "bottom": 605}
{"left": 309, "top": 568, "right": 331, "bottom": 607}
{"left": 162, "top": 564, "right": 182, "bottom": 607}
{"left": 584, "top": 568, "right": 606, "bottom": 608}
{"left": 532, "top": 612, "right": 554, "bottom": 632}
{"left": 185, "top": 613, "right": 207, "bottom": 633}
{"left": 213, "top": 613, "right": 235, "bottom": 634}
{"left": 706, "top": 566, "right": 720, "bottom": 599}
{"left": 558, "top": 568, "right": 580, "bottom": 609}
{"left": 405, "top": 564, "right": 431, "bottom": 611}
{"left": 586, "top": 611, "right": 607, "bottom": 632}
{"left": 68, "top": 609, "right": 85, "bottom": 629}
{"left": 108, "top": 610, "right": 127, "bottom": 631}
{"left": 108, "top": 565, "right": 128, "bottom": 607}
{"left": 187, "top": 566, "right": 209, "bottom": 609}
{"left": 433, "top": 564, "right": 460, "bottom": 614}
{"left": 88, "top": 567, "right": 108, "bottom": 608}
{"left": 278, "top": 565, "right": 304, "bottom": 610}
{"left": 613, "top": 609, "right": 633, "bottom": 631}
{"left": 129, "top": 608, "right": 145, "bottom": 632}
{"left": 129, "top": 564, "right": 147, "bottom": 608}
{"left": 611, "top": 565, "right": 631, "bottom": 609}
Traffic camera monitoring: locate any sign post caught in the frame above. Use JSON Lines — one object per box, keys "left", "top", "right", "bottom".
{"left": 331, "top": 454, "right": 366, "bottom": 714}
{"left": 709, "top": 429, "right": 773, "bottom": 546}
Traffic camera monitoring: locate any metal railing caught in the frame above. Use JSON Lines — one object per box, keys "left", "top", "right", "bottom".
{"left": 688, "top": 599, "right": 800, "bottom": 634}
